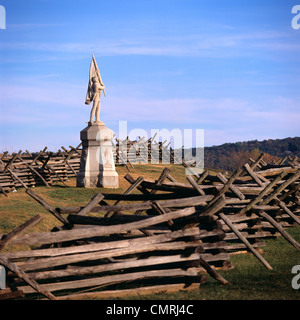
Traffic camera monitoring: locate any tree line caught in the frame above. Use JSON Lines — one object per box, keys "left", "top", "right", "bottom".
{"left": 187, "top": 137, "right": 299, "bottom": 172}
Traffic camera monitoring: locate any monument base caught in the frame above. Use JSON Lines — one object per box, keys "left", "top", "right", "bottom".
{"left": 76, "top": 123, "right": 119, "bottom": 188}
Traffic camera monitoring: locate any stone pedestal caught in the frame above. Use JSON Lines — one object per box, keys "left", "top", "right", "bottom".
{"left": 76, "top": 124, "right": 119, "bottom": 188}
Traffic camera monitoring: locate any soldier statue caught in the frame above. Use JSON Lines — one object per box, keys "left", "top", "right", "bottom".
{"left": 85, "top": 55, "right": 106, "bottom": 125}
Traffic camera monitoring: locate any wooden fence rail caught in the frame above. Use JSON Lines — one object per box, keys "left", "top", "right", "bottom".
{"left": 0, "top": 151, "right": 299, "bottom": 300}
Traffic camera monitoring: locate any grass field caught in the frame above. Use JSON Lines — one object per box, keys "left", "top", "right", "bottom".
{"left": 0, "top": 164, "right": 299, "bottom": 300}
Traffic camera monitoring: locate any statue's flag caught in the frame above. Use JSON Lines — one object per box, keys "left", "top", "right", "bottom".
{"left": 85, "top": 54, "right": 106, "bottom": 105}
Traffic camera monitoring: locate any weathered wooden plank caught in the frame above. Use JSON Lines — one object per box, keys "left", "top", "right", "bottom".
{"left": 30, "top": 148, "right": 47, "bottom": 165}
{"left": 123, "top": 176, "right": 267, "bottom": 195}
{"left": 26, "top": 188, "right": 71, "bottom": 227}
{"left": 260, "top": 170, "right": 300, "bottom": 205}
{"left": 138, "top": 178, "right": 195, "bottom": 192}
{"left": 7, "top": 168, "right": 28, "bottom": 189}
{"left": 151, "top": 201, "right": 174, "bottom": 226}
{"left": 0, "top": 288, "right": 25, "bottom": 300}
{"left": 26, "top": 253, "right": 201, "bottom": 280}
{"left": 217, "top": 172, "right": 245, "bottom": 200}
{"left": 236, "top": 171, "right": 288, "bottom": 216}
{"left": 188, "top": 173, "right": 227, "bottom": 218}
{"left": 24, "top": 163, "right": 51, "bottom": 187}
{"left": 199, "top": 252, "right": 230, "bottom": 263}
{"left": 186, "top": 175, "right": 206, "bottom": 196}
{"left": 124, "top": 173, "right": 151, "bottom": 195}
{"left": 2, "top": 151, "right": 22, "bottom": 173}
{"left": 105, "top": 176, "right": 144, "bottom": 218}
{"left": 219, "top": 212, "right": 273, "bottom": 270}
{"left": 16, "top": 240, "right": 203, "bottom": 272}
{"left": 278, "top": 183, "right": 299, "bottom": 204}
{"left": 18, "top": 268, "right": 199, "bottom": 294}
{"left": 199, "top": 256, "right": 230, "bottom": 285}
{"left": 3, "top": 228, "right": 200, "bottom": 260}
{"left": 182, "top": 159, "right": 201, "bottom": 179}
{"left": 225, "top": 241, "right": 266, "bottom": 252}
{"left": 77, "top": 193, "right": 104, "bottom": 216}
{"left": 56, "top": 283, "right": 200, "bottom": 300}
{"left": 249, "top": 152, "right": 265, "bottom": 170}
{"left": 208, "top": 167, "right": 244, "bottom": 207}
{"left": 8, "top": 207, "right": 198, "bottom": 247}
{"left": 275, "top": 197, "right": 300, "bottom": 225}
{"left": 257, "top": 211, "right": 300, "bottom": 251}
{"left": 239, "top": 166, "right": 298, "bottom": 180}
{"left": 202, "top": 195, "right": 227, "bottom": 217}
{"left": 0, "top": 184, "right": 8, "bottom": 197}
{"left": 44, "top": 163, "right": 68, "bottom": 186}
{"left": 66, "top": 160, "right": 77, "bottom": 176}
{"left": 134, "top": 168, "right": 171, "bottom": 215}
{"left": 244, "top": 163, "right": 266, "bottom": 187}
{"left": 0, "top": 254, "right": 57, "bottom": 300}
{"left": 224, "top": 230, "right": 280, "bottom": 241}
{"left": 196, "top": 169, "right": 209, "bottom": 184}
{"left": 0, "top": 215, "right": 43, "bottom": 250}
{"left": 57, "top": 195, "right": 214, "bottom": 215}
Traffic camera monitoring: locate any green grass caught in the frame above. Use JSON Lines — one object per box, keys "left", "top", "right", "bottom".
{"left": 0, "top": 164, "right": 299, "bottom": 300}
{"left": 119, "top": 228, "right": 300, "bottom": 300}
{"left": 199, "top": 227, "right": 300, "bottom": 300}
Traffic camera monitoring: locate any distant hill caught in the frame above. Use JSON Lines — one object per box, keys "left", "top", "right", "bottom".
{"left": 186, "top": 137, "right": 300, "bottom": 171}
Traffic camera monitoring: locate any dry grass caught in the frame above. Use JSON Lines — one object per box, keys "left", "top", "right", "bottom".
{"left": 0, "top": 164, "right": 188, "bottom": 237}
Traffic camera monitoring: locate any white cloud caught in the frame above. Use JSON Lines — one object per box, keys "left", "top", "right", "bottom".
{"left": 0, "top": 29, "right": 297, "bottom": 59}
{"left": 0, "top": 76, "right": 299, "bottom": 151}
{"left": 1, "top": 79, "right": 298, "bottom": 128}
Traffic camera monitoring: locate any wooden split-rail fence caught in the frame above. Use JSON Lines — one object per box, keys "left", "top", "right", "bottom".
{"left": 0, "top": 136, "right": 187, "bottom": 196}
{"left": 0, "top": 144, "right": 83, "bottom": 196}
{"left": 114, "top": 134, "right": 186, "bottom": 171}
{"left": 0, "top": 152, "right": 299, "bottom": 300}
{"left": 2, "top": 136, "right": 299, "bottom": 196}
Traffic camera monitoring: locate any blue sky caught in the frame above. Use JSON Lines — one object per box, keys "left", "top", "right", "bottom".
{"left": 0, "top": 0, "right": 300, "bottom": 151}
